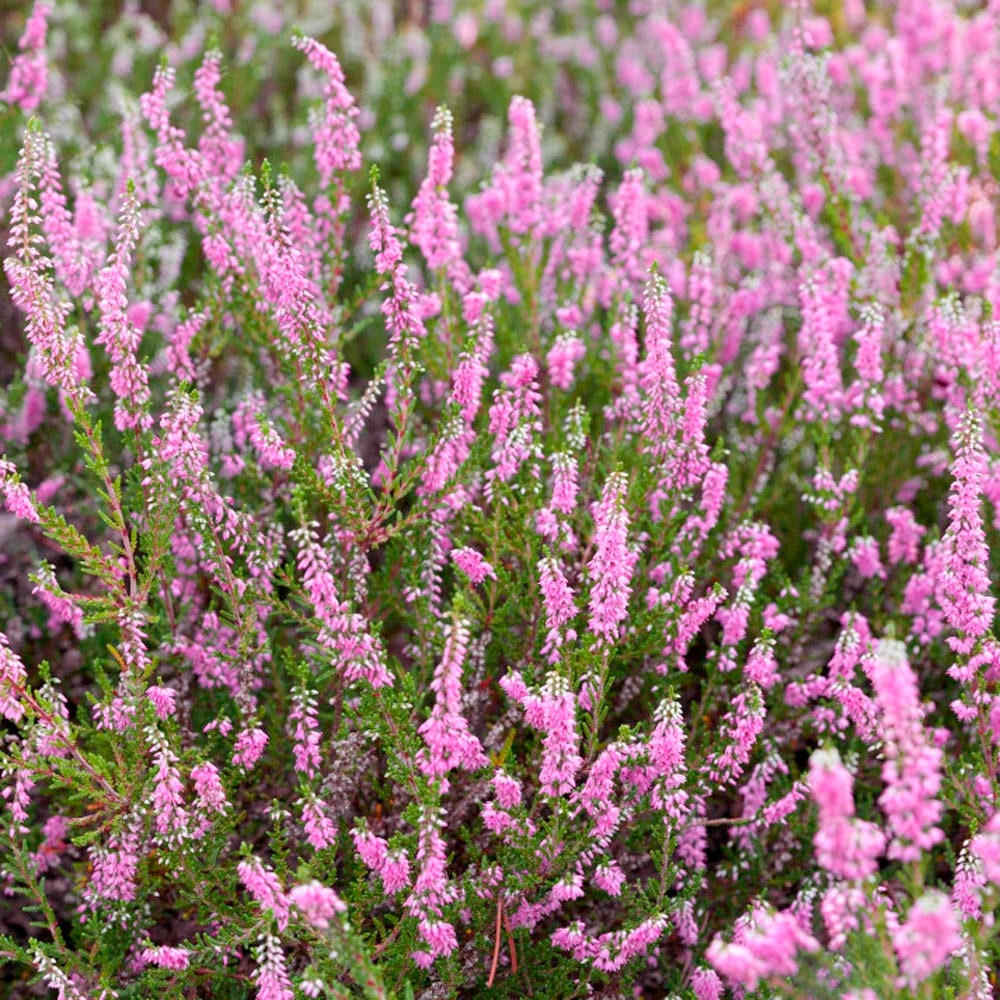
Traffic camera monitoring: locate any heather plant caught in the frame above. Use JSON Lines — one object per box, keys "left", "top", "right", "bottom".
{"left": 4, "top": 1, "right": 1000, "bottom": 999}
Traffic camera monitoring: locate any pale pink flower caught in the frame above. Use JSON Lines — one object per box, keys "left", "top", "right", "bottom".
{"left": 451, "top": 547, "right": 496, "bottom": 585}
{"left": 893, "top": 892, "right": 960, "bottom": 986}
{"left": 289, "top": 882, "right": 346, "bottom": 928}
{"left": 587, "top": 471, "right": 637, "bottom": 643}
{"left": 141, "top": 946, "right": 190, "bottom": 971}
{"left": 2, "top": 3, "right": 50, "bottom": 112}
{"left": 238, "top": 857, "right": 289, "bottom": 931}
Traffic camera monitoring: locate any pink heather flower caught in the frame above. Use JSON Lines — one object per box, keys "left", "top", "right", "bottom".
{"left": 38, "top": 137, "right": 90, "bottom": 297}
{"left": 886, "top": 506, "right": 925, "bottom": 565}
{"left": 2, "top": 3, "right": 50, "bottom": 112}
{"left": 849, "top": 536, "right": 885, "bottom": 580}
{"left": 798, "top": 260, "right": 850, "bottom": 422}
{"left": 290, "top": 882, "right": 346, "bottom": 929}
{"left": 95, "top": 183, "right": 153, "bottom": 432}
{"left": 492, "top": 770, "right": 522, "bottom": 810}
{"left": 252, "top": 934, "right": 293, "bottom": 1000}
{"left": 32, "top": 814, "right": 69, "bottom": 874}
{"left": 953, "top": 844, "right": 986, "bottom": 919}
{"left": 970, "top": 812, "right": 1000, "bottom": 884}
{"left": 530, "top": 677, "right": 582, "bottom": 797}
{"left": 707, "top": 907, "right": 819, "bottom": 989}
{"left": 637, "top": 273, "right": 681, "bottom": 461}
{"left": 289, "top": 687, "right": 322, "bottom": 778}
{"left": 645, "top": 698, "right": 689, "bottom": 820}
{"left": 418, "top": 616, "right": 487, "bottom": 779}
{"left": 940, "top": 407, "right": 995, "bottom": 654}
{"left": 451, "top": 547, "right": 496, "bottom": 585}
{"left": 150, "top": 733, "right": 188, "bottom": 845}
{"left": 352, "top": 825, "right": 412, "bottom": 894}
{"left": 0, "top": 632, "right": 28, "bottom": 723}
{"left": 593, "top": 861, "right": 625, "bottom": 896}
{"left": 867, "top": 639, "right": 944, "bottom": 861}
{"left": 469, "top": 95, "right": 543, "bottom": 243}
{"left": 705, "top": 686, "right": 764, "bottom": 785}
{"left": 29, "top": 945, "right": 87, "bottom": 1000}
{"left": 295, "top": 528, "right": 392, "bottom": 689}
{"left": 550, "top": 451, "right": 579, "bottom": 516}
{"left": 486, "top": 353, "right": 543, "bottom": 494}
{"left": 587, "top": 471, "right": 637, "bottom": 643}
{"left": 809, "top": 748, "right": 884, "bottom": 879}
{"left": 893, "top": 891, "right": 961, "bottom": 986}
{"left": 0, "top": 459, "right": 39, "bottom": 523}
{"left": 146, "top": 686, "right": 176, "bottom": 719}
{"left": 239, "top": 858, "right": 290, "bottom": 931}
{"left": 609, "top": 168, "right": 649, "bottom": 291}
{"left": 405, "top": 808, "right": 460, "bottom": 963}
{"left": 193, "top": 50, "right": 243, "bottom": 185}
{"left": 410, "top": 106, "right": 463, "bottom": 274}
{"left": 539, "top": 555, "right": 578, "bottom": 662}
{"left": 232, "top": 727, "right": 269, "bottom": 770}
{"left": 233, "top": 397, "right": 295, "bottom": 471}
{"left": 292, "top": 35, "right": 362, "bottom": 185}
{"left": 546, "top": 333, "right": 586, "bottom": 391}
{"left": 301, "top": 795, "right": 337, "bottom": 850}
{"left": 141, "top": 946, "right": 190, "bottom": 971}
{"left": 191, "top": 762, "right": 228, "bottom": 816}
{"left": 5, "top": 128, "right": 89, "bottom": 403}
{"left": 86, "top": 818, "right": 142, "bottom": 906}
{"left": 367, "top": 181, "right": 426, "bottom": 412}
{"left": 691, "top": 968, "right": 723, "bottom": 1000}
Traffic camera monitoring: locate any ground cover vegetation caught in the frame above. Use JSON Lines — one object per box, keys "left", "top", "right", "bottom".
{"left": 1, "top": 1, "right": 1000, "bottom": 997}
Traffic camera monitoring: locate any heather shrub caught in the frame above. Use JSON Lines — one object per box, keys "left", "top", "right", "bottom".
{"left": 2, "top": 2, "right": 1000, "bottom": 999}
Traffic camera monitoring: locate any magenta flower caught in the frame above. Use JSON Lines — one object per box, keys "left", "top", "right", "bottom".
{"left": 289, "top": 881, "right": 346, "bottom": 928}
{"left": 892, "top": 891, "right": 961, "bottom": 986}
{"left": 418, "top": 616, "right": 487, "bottom": 779}
{"left": 451, "top": 547, "right": 496, "bottom": 585}
{"left": 587, "top": 471, "right": 637, "bottom": 644}
{"left": 2, "top": 3, "right": 50, "bottom": 112}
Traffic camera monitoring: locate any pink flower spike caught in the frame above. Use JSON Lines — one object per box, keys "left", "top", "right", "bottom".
{"left": 587, "top": 471, "right": 638, "bottom": 644}
{"left": 451, "top": 547, "right": 496, "bottom": 585}
{"left": 141, "top": 946, "right": 190, "bottom": 971}
{"left": 238, "top": 857, "right": 290, "bottom": 931}
{"left": 290, "top": 881, "right": 346, "bottom": 928}
{"left": 2, "top": 3, "right": 50, "bottom": 113}
{"left": 893, "top": 892, "right": 961, "bottom": 987}
{"left": 232, "top": 726, "right": 269, "bottom": 770}
{"left": 292, "top": 35, "right": 361, "bottom": 184}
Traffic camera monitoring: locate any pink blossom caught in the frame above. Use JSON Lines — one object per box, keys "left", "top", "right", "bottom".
{"left": 587, "top": 471, "right": 637, "bottom": 643}
{"left": 232, "top": 727, "right": 269, "bottom": 770}
{"left": 289, "top": 882, "right": 346, "bottom": 928}
{"left": 0, "top": 459, "right": 38, "bottom": 523}
{"left": 2, "top": 3, "right": 50, "bottom": 112}
{"left": 95, "top": 183, "right": 153, "bottom": 432}
{"left": 146, "top": 686, "right": 176, "bottom": 719}
{"left": 940, "top": 407, "right": 995, "bottom": 654}
{"left": 409, "top": 107, "right": 463, "bottom": 275}
{"left": 893, "top": 891, "right": 961, "bottom": 986}
{"left": 238, "top": 857, "right": 289, "bottom": 931}
{"left": 292, "top": 35, "right": 362, "bottom": 185}
{"left": 539, "top": 556, "right": 578, "bottom": 661}
{"left": 707, "top": 907, "right": 819, "bottom": 988}
{"left": 809, "top": 748, "right": 884, "bottom": 879}
{"left": 141, "top": 946, "right": 190, "bottom": 971}
{"left": 418, "top": 616, "right": 487, "bottom": 778}
{"left": 867, "top": 639, "right": 944, "bottom": 861}
{"left": 885, "top": 506, "right": 925, "bottom": 565}
{"left": 451, "top": 547, "right": 496, "bottom": 585}
{"left": 252, "top": 934, "right": 293, "bottom": 1000}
